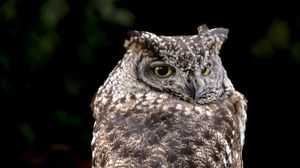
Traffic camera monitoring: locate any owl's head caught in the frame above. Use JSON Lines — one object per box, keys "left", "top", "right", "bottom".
{"left": 123, "top": 25, "right": 234, "bottom": 104}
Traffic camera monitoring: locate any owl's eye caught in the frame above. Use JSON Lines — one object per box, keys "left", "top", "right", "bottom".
{"left": 202, "top": 64, "right": 211, "bottom": 76}
{"left": 153, "top": 66, "right": 174, "bottom": 78}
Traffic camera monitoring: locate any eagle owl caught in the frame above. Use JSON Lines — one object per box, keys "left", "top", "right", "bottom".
{"left": 91, "top": 25, "right": 247, "bottom": 168}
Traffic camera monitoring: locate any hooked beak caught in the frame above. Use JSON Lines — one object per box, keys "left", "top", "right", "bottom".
{"left": 188, "top": 75, "right": 205, "bottom": 100}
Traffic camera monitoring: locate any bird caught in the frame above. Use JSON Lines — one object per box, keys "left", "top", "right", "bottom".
{"left": 90, "top": 24, "right": 247, "bottom": 168}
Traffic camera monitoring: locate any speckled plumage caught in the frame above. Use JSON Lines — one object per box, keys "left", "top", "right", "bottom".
{"left": 91, "top": 25, "right": 247, "bottom": 168}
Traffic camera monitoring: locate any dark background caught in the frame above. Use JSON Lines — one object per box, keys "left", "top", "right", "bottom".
{"left": 1, "top": 0, "right": 299, "bottom": 167}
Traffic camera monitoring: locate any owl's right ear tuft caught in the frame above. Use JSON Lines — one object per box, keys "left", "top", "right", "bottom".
{"left": 210, "top": 28, "right": 229, "bottom": 53}
{"left": 212, "top": 28, "right": 229, "bottom": 40}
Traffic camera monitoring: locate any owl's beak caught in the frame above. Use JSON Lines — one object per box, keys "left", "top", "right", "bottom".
{"left": 188, "top": 75, "right": 205, "bottom": 100}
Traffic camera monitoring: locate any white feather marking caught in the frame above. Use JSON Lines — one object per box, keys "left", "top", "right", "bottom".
{"left": 176, "top": 104, "right": 183, "bottom": 110}
{"left": 223, "top": 157, "right": 227, "bottom": 166}
{"left": 156, "top": 99, "right": 163, "bottom": 104}
{"left": 216, "top": 132, "right": 232, "bottom": 165}
{"left": 101, "top": 97, "right": 108, "bottom": 104}
{"left": 239, "top": 99, "right": 247, "bottom": 147}
{"left": 145, "top": 93, "right": 156, "bottom": 101}
{"left": 195, "top": 106, "right": 201, "bottom": 112}
{"left": 92, "top": 150, "right": 95, "bottom": 158}
{"left": 162, "top": 105, "right": 168, "bottom": 111}
{"left": 91, "top": 135, "right": 96, "bottom": 145}
{"left": 135, "top": 93, "right": 144, "bottom": 99}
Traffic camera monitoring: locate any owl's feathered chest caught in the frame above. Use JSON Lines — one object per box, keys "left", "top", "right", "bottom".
{"left": 92, "top": 88, "right": 245, "bottom": 168}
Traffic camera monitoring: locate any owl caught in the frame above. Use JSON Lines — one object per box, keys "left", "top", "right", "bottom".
{"left": 91, "top": 24, "right": 247, "bottom": 168}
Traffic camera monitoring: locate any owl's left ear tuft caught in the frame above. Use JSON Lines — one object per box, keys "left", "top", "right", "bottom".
{"left": 197, "top": 24, "right": 209, "bottom": 34}
{"left": 124, "top": 30, "right": 142, "bottom": 49}
{"left": 126, "top": 30, "right": 141, "bottom": 39}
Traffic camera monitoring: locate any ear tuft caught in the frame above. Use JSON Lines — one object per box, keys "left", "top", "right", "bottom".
{"left": 124, "top": 31, "right": 142, "bottom": 49}
{"left": 212, "top": 28, "right": 229, "bottom": 39}
{"left": 197, "top": 24, "right": 209, "bottom": 34}
{"left": 211, "top": 28, "right": 229, "bottom": 53}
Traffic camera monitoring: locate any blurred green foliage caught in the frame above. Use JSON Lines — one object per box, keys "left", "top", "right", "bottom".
{"left": 1, "top": 0, "right": 17, "bottom": 21}
{"left": 251, "top": 18, "right": 300, "bottom": 62}
{"left": 56, "top": 110, "right": 83, "bottom": 127}
{"left": 19, "top": 122, "right": 36, "bottom": 146}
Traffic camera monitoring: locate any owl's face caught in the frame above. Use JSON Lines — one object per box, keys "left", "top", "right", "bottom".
{"left": 126, "top": 25, "right": 232, "bottom": 104}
